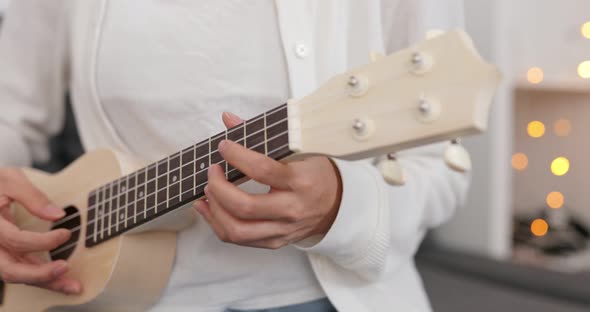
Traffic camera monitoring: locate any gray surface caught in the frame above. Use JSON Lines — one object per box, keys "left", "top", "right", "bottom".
{"left": 416, "top": 246, "right": 590, "bottom": 312}
{"left": 419, "top": 260, "right": 588, "bottom": 312}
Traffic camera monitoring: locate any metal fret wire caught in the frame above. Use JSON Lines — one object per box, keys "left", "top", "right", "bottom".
{"left": 95, "top": 129, "right": 289, "bottom": 230}
{"left": 92, "top": 106, "right": 284, "bottom": 205}
{"left": 51, "top": 110, "right": 289, "bottom": 251}
{"left": 51, "top": 139, "right": 291, "bottom": 257}
{"left": 52, "top": 109, "right": 288, "bottom": 230}
{"left": 82, "top": 108, "right": 288, "bottom": 244}
{"left": 89, "top": 122, "right": 255, "bottom": 206}
{"left": 91, "top": 118, "right": 282, "bottom": 209}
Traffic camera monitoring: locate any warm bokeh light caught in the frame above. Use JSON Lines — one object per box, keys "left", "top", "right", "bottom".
{"left": 527, "top": 67, "right": 544, "bottom": 84}
{"left": 551, "top": 157, "right": 570, "bottom": 176}
{"left": 582, "top": 22, "right": 590, "bottom": 39}
{"left": 546, "top": 192, "right": 564, "bottom": 209}
{"left": 531, "top": 219, "right": 549, "bottom": 237}
{"left": 554, "top": 118, "right": 572, "bottom": 137}
{"left": 511, "top": 153, "right": 529, "bottom": 171}
{"left": 527, "top": 121, "right": 545, "bottom": 138}
{"left": 578, "top": 61, "right": 590, "bottom": 79}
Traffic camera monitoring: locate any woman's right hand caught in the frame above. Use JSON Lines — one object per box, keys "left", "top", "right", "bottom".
{"left": 0, "top": 168, "right": 81, "bottom": 295}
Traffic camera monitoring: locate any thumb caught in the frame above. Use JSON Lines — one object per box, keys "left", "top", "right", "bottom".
{"left": 222, "top": 112, "right": 244, "bottom": 129}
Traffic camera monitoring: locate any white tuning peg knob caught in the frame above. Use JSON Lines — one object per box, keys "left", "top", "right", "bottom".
{"left": 444, "top": 140, "right": 472, "bottom": 172}
{"left": 369, "top": 51, "right": 385, "bottom": 62}
{"left": 377, "top": 154, "right": 405, "bottom": 186}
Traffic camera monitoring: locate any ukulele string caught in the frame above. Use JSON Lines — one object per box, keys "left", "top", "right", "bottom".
{"left": 52, "top": 61, "right": 418, "bottom": 231}
{"left": 51, "top": 114, "right": 290, "bottom": 229}
{"left": 54, "top": 102, "right": 409, "bottom": 247}
{"left": 50, "top": 139, "right": 293, "bottom": 257}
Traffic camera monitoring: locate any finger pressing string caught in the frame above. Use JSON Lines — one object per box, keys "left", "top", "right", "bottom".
{"left": 222, "top": 111, "right": 244, "bottom": 128}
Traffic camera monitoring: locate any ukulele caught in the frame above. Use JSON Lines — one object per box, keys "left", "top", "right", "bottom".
{"left": 1, "top": 30, "right": 500, "bottom": 312}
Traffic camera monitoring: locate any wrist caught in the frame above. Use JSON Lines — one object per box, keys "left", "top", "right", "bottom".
{"left": 313, "top": 158, "right": 342, "bottom": 235}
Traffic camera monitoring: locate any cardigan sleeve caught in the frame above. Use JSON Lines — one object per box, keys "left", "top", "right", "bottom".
{"left": 0, "top": 0, "right": 69, "bottom": 167}
{"left": 296, "top": 144, "right": 470, "bottom": 280}
{"left": 295, "top": 0, "right": 468, "bottom": 281}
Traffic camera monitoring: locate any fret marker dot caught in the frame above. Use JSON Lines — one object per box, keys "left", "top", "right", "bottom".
{"left": 173, "top": 175, "right": 178, "bottom": 183}
{"left": 120, "top": 213, "right": 125, "bottom": 220}
{"left": 139, "top": 191, "right": 144, "bottom": 198}
{"left": 98, "top": 209, "right": 103, "bottom": 216}
{"left": 121, "top": 186, "right": 126, "bottom": 192}
{"left": 200, "top": 163, "right": 205, "bottom": 170}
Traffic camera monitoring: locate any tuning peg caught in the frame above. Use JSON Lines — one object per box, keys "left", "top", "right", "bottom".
{"left": 444, "top": 140, "right": 471, "bottom": 172}
{"left": 377, "top": 154, "right": 406, "bottom": 186}
{"left": 370, "top": 51, "right": 386, "bottom": 62}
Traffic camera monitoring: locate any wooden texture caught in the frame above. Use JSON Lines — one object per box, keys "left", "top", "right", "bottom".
{"left": 289, "top": 30, "right": 501, "bottom": 160}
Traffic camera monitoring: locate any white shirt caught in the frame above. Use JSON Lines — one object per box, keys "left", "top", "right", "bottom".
{"left": 0, "top": 1, "right": 467, "bottom": 311}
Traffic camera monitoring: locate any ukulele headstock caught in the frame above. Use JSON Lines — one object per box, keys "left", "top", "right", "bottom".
{"left": 287, "top": 30, "right": 501, "bottom": 165}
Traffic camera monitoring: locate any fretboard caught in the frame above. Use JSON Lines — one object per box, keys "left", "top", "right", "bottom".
{"left": 84, "top": 104, "right": 291, "bottom": 248}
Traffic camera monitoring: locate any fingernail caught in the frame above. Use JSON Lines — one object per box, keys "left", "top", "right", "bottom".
{"left": 45, "top": 204, "right": 65, "bottom": 218}
{"left": 218, "top": 140, "right": 227, "bottom": 151}
{"left": 52, "top": 263, "right": 68, "bottom": 278}
{"left": 59, "top": 229, "right": 72, "bottom": 241}
{"left": 223, "top": 112, "right": 242, "bottom": 124}
{"left": 207, "top": 166, "right": 216, "bottom": 177}
{"left": 64, "top": 284, "right": 80, "bottom": 295}
{"left": 204, "top": 186, "right": 210, "bottom": 195}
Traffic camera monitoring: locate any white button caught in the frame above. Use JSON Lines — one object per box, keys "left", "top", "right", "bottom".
{"left": 294, "top": 42, "right": 309, "bottom": 59}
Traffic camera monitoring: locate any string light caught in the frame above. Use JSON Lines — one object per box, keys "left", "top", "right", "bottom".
{"left": 551, "top": 157, "right": 570, "bottom": 176}
{"left": 578, "top": 61, "right": 590, "bottom": 79}
{"left": 527, "top": 67, "right": 544, "bottom": 84}
{"left": 511, "top": 153, "right": 529, "bottom": 171}
{"left": 582, "top": 21, "right": 590, "bottom": 39}
{"left": 546, "top": 192, "right": 564, "bottom": 209}
{"left": 554, "top": 118, "right": 572, "bottom": 137}
{"left": 531, "top": 219, "right": 549, "bottom": 237}
{"left": 527, "top": 121, "right": 545, "bottom": 138}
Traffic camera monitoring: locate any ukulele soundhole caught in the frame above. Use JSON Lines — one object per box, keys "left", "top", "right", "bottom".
{"left": 49, "top": 206, "right": 81, "bottom": 261}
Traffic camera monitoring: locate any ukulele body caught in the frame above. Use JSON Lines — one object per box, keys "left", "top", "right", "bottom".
{"left": 1, "top": 149, "right": 185, "bottom": 312}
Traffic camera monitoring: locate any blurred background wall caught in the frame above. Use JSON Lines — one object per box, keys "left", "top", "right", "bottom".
{"left": 432, "top": 0, "right": 514, "bottom": 259}
{"left": 434, "top": 0, "right": 590, "bottom": 264}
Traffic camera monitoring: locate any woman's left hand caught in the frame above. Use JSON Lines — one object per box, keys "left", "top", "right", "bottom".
{"left": 193, "top": 112, "right": 342, "bottom": 249}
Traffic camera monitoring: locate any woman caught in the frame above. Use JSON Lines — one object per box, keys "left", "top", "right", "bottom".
{"left": 0, "top": 1, "right": 467, "bottom": 311}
